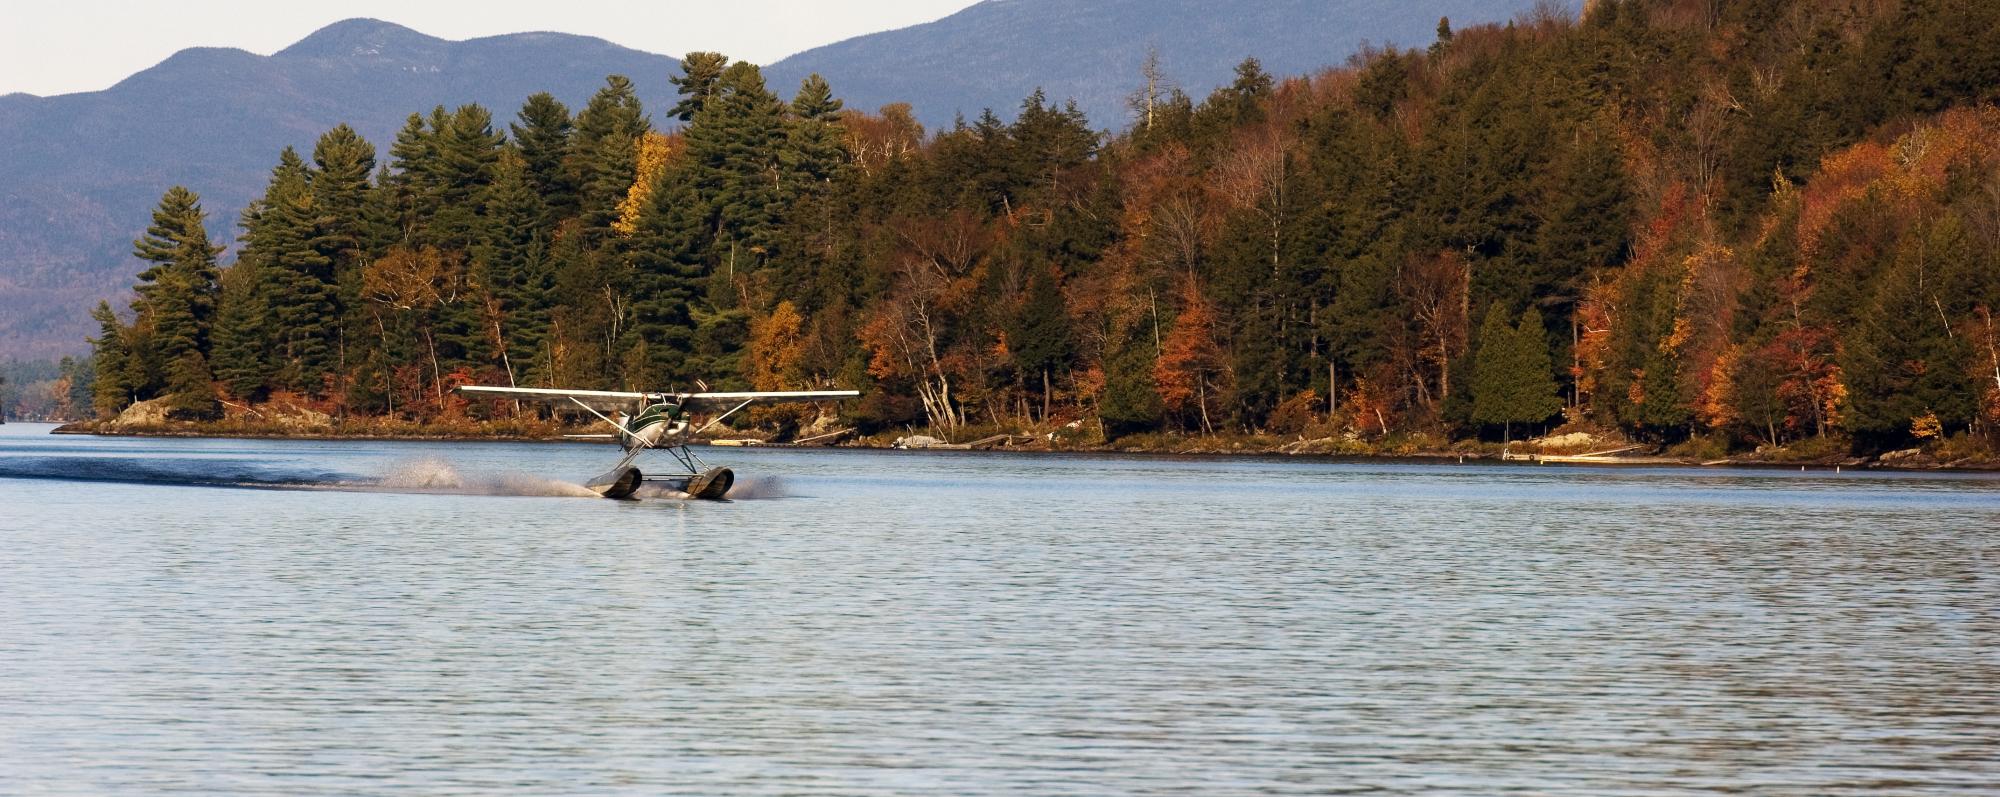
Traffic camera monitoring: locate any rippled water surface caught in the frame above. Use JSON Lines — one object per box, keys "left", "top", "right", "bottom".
{"left": 2, "top": 422, "right": 1997, "bottom": 795}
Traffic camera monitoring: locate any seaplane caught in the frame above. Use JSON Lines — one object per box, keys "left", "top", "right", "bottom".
{"left": 458, "top": 385, "right": 859, "bottom": 500}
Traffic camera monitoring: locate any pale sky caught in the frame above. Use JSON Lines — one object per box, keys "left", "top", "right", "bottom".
{"left": 1, "top": 0, "right": 983, "bottom": 97}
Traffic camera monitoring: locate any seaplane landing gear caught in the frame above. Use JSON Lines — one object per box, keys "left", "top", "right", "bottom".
{"left": 586, "top": 465, "right": 734, "bottom": 501}
{"left": 683, "top": 467, "right": 735, "bottom": 500}
{"left": 587, "top": 465, "right": 646, "bottom": 500}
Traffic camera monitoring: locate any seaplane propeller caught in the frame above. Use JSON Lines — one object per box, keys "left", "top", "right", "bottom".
{"left": 457, "top": 385, "right": 859, "bottom": 500}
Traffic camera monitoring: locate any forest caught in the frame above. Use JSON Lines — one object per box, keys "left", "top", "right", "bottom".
{"left": 73, "top": 0, "right": 2000, "bottom": 458}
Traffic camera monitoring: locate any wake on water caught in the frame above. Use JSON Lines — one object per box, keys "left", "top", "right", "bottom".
{"left": 372, "top": 458, "right": 788, "bottom": 500}
{"left": 373, "top": 457, "right": 600, "bottom": 498}
{"left": 0, "top": 453, "right": 786, "bottom": 501}
{"left": 0, "top": 455, "right": 346, "bottom": 490}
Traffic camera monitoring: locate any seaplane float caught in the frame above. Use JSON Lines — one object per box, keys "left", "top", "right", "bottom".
{"left": 458, "top": 385, "right": 858, "bottom": 500}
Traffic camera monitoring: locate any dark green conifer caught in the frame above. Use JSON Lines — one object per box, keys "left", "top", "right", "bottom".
{"left": 210, "top": 261, "right": 268, "bottom": 400}
{"left": 569, "top": 76, "right": 651, "bottom": 236}
{"left": 510, "top": 93, "right": 576, "bottom": 224}
{"left": 1842, "top": 216, "right": 1981, "bottom": 442}
{"left": 786, "top": 74, "right": 848, "bottom": 187}
{"left": 244, "top": 150, "right": 337, "bottom": 393}
{"left": 1100, "top": 327, "right": 1163, "bottom": 439}
{"left": 89, "top": 302, "right": 132, "bottom": 417}
{"left": 685, "top": 61, "right": 789, "bottom": 271}
{"left": 1010, "top": 265, "right": 1073, "bottom": 420}
{"left": 625, "top": 168, "right": 710, "bottom": 385}
{"left": 477, "top": 150, "right": 554, "bottom": 385}
{"left": 670, "top": 52, "right": 731, "bottom": 122}
{"left": 1472, "top": 304, "right": 1561, "bottom": 441}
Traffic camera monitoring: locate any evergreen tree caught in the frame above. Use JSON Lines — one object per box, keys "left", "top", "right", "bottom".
{"left": 1009, "top": 90, "right": 1097, "bottom": 206}
{"left": 1842, "top": 217, "right": 1981, "bottom": 443}
{"left": 1100, "top": 327, "right": 1163, "bottom": 439}
{"left": 786, "top": 74, "right": 849, "bottom": 187}
{"left": 383, "top": 110, "right": 444, "bottom": 242}
{"left": 685, "top": 61, "right": 790, "bottom": 272}
{"left": 210, "top": 260, "right": 268, "bottom": 400}
{"left": 1009, "top": 265, "right": 1073, "bottom": 419}
{"left": 624, "top": 168, "right": 709, "bottom": 386}
{"left": 89, "top": 302, "right": 131, "bottom": 417}
{"left": 477, "top": 150, "right": 554, "bottom": 386}
{"left": 131, "top": 186, "right": 223, "bottom": 356}
{"left": 243, "top": 149, "right": 338, "bottom": 393}
{"left": 127, "top": 186, "right": 223, "bottom": 415}
{"left": 430, "top": 103, "right": 505, "bottom": 249}
{"left": 510, "top": 93, "right": 577, "bottom": 225}
{"left": 1471, "top": 304, "right": 1560, "bottom": 441}
{"left": 569, "top": 76, "right": 651, "bottom": 236}
{"left": 310, "top": 124, "right": 377, "bottom": 265}
{"left": 1532, "top": 127, "right": 1630, "bottom": 309}
{"left": 670, "top": 52, "right": 731, "bottom": 122}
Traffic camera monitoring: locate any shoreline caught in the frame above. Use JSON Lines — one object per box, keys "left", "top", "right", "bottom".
{"left": 45, "top": 422, "right": 2000, "bottom": 474}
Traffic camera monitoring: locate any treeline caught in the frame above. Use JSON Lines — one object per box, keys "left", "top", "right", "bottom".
{"left": 0, "top": 358, "right": 94, "bottom": 421}
{"left": 87, "top": 0, "right": 2000, "bottom": 453}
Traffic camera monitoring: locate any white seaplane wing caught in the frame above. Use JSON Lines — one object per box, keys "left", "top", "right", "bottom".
{"left": 675, "top": 391, "right": 860, "bottom": 410}
{"left": 458, "top": 386, "right": 653, "bottom": 411}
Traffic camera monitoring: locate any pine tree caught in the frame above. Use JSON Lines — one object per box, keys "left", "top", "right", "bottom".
{"left": 58, "top": 356, "right": 95, "bottom": 420}
{"left": 89, "top": 302, "right": 132, "bottom": 417}
{"left": 210, "top": 260, "right": 268, "bottom": 400}
{"left": 1472, "top": 304, "right": 1561, "bottom": 442}
{"left": 1532, "top": 127, "right": 1630, "bottom": 309}
{"left": 428, "top": 96, "right": 506, "bottom": 380}
{"left": 1010, "top": 90, "right": 1097, "bottom": 207}
{"left": 511, "top": 92, "right": 577, "bottom": 225}
{"left": 570, "top": 76, "right": 651, "bottom": 236}
{"left": 684, "top": 61, "right": 791, "bottom": 272}
{"left": 383, "top": 110, "right": 442, "bottom": 242}
{"left": 126, "top": 186, "right": 223, "bottom": 415}
{"left": 131, "top": 186, "right": 223, "bottom": 356}
{"left": 786, "top": 74, "right": 849, "bottom": 187}
{"left": 244, "top": 149, "right": 338, "bottom": 394}
{"left": 624, "top": 168, "right": 709, "bottom": 386}
{"left": 310, "top": 124, "right": 377, "bottom": 264}
{"left": 670, "top": 52, "right": 731, "bottom": 122}
{"left": 1223, "top": 57, "right": 1275, "bottom": 126}
{"left": 476, "top": 149, "right": 555, "bottom": 387}
{"left": 1009, "top": 265, "right": 1073, "bottom": 420}
{"left": 1842, "top": 217, "right": 1981, "bottom": 443}
{"left": 1101, "top": 326, "right": 1164, "bottom": 439}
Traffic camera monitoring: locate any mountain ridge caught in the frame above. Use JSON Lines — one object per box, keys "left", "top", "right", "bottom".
{"left": 0, "top": 19, "right": 682, "bottom": 359}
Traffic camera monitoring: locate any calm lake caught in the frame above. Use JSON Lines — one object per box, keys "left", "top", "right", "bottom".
{"left": 1, "top": 422, "right": 1996, "bottom": 795}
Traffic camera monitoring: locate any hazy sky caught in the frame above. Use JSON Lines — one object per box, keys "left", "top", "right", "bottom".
{"left": 2, "top": 0, "right": 983, "bottom": 97}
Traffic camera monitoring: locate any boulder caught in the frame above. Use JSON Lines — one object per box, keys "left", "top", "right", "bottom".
{"left": 109, "top": 397, "right": 173, "bottom": 428}
{"left": 1877, "top": 448, "right": 1928, "bottom": 465}
{"left": 1531, "top": 431, "right": 1598, "bottom": 451}
{"left": 266, "top": 397, "right": 333, "bottom": 431}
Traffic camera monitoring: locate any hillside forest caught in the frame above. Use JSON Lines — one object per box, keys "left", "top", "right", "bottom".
{"left": 72, "top": 0, "right": 2000, "bottom": 456}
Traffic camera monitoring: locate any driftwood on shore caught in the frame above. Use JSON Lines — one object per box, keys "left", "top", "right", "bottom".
{"left": 790, "top": 427, "right": 856, "bottom": 446}
{"left": 1500, "top": 444, "right": 1662, "bottom": 464}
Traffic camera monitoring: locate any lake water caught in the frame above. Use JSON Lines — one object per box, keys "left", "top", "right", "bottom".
{"left": 1, "top": 421, "right": 1996, "bottom": 795}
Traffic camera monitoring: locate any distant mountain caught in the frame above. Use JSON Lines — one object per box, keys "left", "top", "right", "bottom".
{"left": 767, "top": 0, "right": 1542, "bottom": 131}
{"left": 0, "top": 19, "right": 680, "bottom": 359}
{"left": 1, "top": 3, "right": 1543, "bottom": 359}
